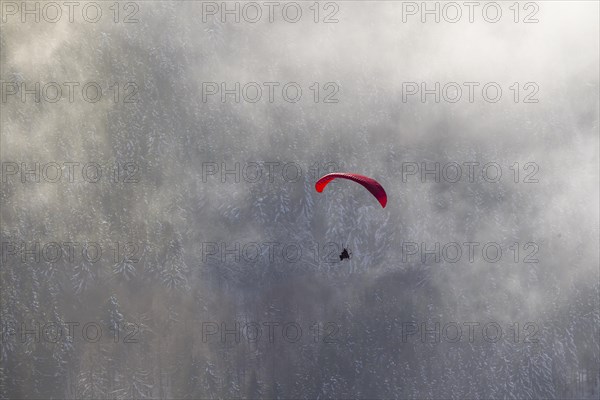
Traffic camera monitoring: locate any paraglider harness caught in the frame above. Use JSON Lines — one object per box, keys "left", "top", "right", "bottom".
{"left": 339, "top": 248, "right": 352, "bottom": 261}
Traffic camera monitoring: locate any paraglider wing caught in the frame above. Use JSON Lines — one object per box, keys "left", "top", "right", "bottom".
{"left": 315, "top": 173, "right": 387, "bottom": 208}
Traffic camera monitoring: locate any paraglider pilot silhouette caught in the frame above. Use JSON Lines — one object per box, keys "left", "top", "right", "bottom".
{"left": 339, "top": 247, "right": 352, "bottom": 261}
{"left": 315, "top": 172, "right": 387, "bottom": 262}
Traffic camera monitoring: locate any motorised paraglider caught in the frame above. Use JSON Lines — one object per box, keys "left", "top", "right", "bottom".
{"left": 315, "top": 172, "right": 388, "bottom": 208}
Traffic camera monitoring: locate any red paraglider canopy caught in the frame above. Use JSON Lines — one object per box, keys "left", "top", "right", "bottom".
{"left": 315, "top": 173, "right": 387, "bottom": 208}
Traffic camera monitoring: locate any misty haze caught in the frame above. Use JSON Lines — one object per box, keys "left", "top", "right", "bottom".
{"left": 0, "top": 1, "right": 599, "bottom": 399}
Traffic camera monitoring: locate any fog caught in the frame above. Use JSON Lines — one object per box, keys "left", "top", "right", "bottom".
{"left": 1, "top": 1, "right": 598, "bottom": 398}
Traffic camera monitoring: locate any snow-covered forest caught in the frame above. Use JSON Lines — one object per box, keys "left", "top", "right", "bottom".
{"left": 1, "top": 1, "right": 598, "bottom": 398}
